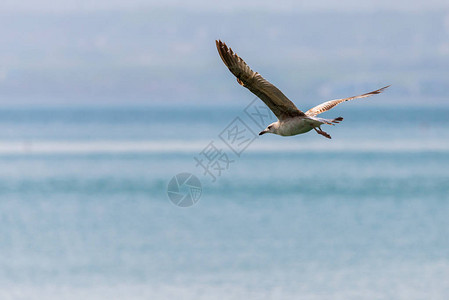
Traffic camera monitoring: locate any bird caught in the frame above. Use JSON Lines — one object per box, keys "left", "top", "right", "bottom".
{"left": 216, "top": 40, "right": 389, "bottom": 139}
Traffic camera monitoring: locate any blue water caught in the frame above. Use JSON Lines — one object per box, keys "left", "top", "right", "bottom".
{"left": 0, "top": 104, "right": 448, "bottom": 299}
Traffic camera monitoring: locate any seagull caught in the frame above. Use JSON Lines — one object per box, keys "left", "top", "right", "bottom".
{"left": 216, "top": 40, "right": 389, "bottom": 139}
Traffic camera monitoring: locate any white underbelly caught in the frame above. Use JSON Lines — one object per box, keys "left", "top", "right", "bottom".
{"left": 279, "top": 118, "right": 314, "bottom": 136}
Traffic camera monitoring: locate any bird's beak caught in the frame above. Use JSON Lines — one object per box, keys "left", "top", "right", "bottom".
{"left": 259, "top": 130, "right": 268, "bottom": 136}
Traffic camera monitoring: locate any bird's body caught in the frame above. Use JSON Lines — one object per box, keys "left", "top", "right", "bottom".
{"left": 275, "top": 117, "right": 312, "bottom": 136}
{"left": 279, "top": 117, "right": 313, "bottom": 136}
{"left": 215, "top": 40, "right": 389, "bottom": 139}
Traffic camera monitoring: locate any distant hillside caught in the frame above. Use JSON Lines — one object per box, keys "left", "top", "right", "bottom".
{"left": 0, "top": 9, "right": 448, "bottom": 105}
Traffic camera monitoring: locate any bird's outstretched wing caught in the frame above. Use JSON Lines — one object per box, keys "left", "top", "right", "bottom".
{"left": 216, "top": 40, "right": 305, "bottom": 120}
{"left": 305, "top": 85, "right": 390, "bottom": 117}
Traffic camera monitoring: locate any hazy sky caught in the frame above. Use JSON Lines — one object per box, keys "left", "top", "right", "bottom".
{"left": 0, "top": 0, "right": 448, "bottom": 13}
{"left": 0, "top": 0, "right": 447, "bottom": 105}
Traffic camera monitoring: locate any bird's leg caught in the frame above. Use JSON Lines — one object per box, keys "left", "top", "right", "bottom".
{"left": 314, "top": 127, "right": 332, "bottom": 139}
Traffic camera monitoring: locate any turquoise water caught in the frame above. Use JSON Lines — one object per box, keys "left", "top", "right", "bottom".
{"left": 0, "top": 104, "right": 448, "bottom": 299}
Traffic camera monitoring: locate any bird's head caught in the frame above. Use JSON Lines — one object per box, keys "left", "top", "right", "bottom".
{"left": 259, "top": 122, "right": 279, "bottom": 136}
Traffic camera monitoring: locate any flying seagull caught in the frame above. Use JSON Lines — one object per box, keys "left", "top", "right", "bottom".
{"left": 216, "top": 40, "right": 389, "bottom": 139}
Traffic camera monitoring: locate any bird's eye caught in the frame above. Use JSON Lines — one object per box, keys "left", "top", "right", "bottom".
{"left": 268, "top": 126, "right": 272, "bottom": 129}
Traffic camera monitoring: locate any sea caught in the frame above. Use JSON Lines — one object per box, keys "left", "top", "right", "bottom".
{"left": 0, "top": 101, "right": 448, "bottom": 299}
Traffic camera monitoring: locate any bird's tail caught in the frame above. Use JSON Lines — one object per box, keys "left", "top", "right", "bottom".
{"left": 315, "top": 116, "right": 344, "bottom": 126}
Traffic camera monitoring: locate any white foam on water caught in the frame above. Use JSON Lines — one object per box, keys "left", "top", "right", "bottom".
{"left": 0, "top": 139, "right": 448, "bottom": 155}
{"left": 1, "top": 261, "right": 448, "bottom": 300}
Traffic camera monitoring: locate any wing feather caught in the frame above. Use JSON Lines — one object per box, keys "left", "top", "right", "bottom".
{"left": 305, "top": 85, "right": 390, "bottom": 117}
{"left": 216, "top": 40, "right": 304, "bottom": 120}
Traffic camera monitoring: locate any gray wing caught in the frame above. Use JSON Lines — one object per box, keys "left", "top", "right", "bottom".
{"left": 305, "top": 85, "right": 390, "bottom": 117}
{"left": 216, "top": 40, "right": 305, "bottom": 120}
